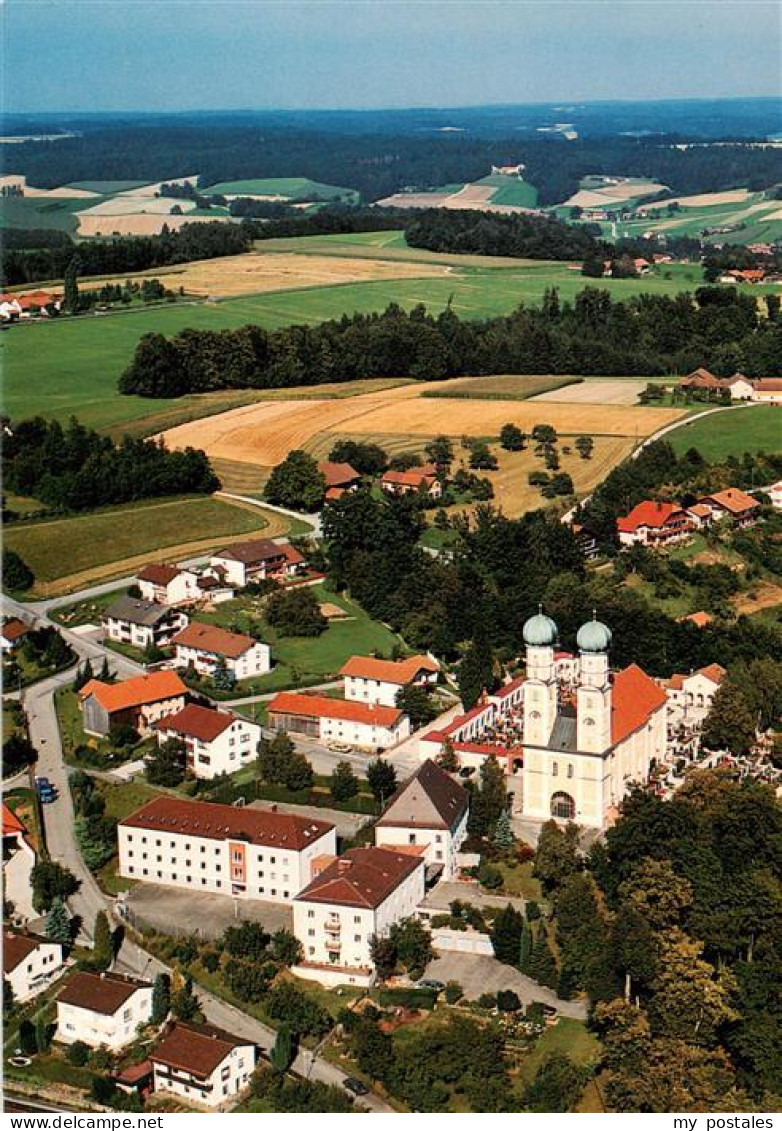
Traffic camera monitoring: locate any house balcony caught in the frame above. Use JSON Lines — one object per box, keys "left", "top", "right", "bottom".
{"left": 325, "top": 937, "right": 342, "bottom": 953}
{"left": 325, "top": 915, "right": 341, "bottom": 932}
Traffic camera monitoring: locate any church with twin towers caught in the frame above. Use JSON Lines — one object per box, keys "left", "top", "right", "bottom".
{"left": 520, "top": 609, "right": 668, "bottom": 828}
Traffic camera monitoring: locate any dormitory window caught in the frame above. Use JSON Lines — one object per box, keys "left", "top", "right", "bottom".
{"left": 567, "top": 765, "right": 574, "bottom": 779}
{"left": 308, "top": 910, "right": 315, "bottom": 918}
{"left": 553, "top": 763, "right": 558, "bottom": 776}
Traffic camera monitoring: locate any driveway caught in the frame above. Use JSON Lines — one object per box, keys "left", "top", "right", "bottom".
{"left": 246, "top": 799, "right": 370, "bottom": 841}
{"left": 423, "top": 952, "right": 587, "bottom": 1019}
{"left": 124, "top": 883, "right": 293, "bottom": 941}
{"left": 421, "top": 879, "right": 527, "bottom": 914}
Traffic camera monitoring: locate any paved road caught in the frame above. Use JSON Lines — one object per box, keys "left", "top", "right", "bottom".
{"left": 216, "top": 491, "right": 321, "bottom": 538}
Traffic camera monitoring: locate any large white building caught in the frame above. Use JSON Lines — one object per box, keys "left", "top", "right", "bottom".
{"left": 55, "top": 971, "right": 153, "bottom": 1050}
{"left": 171, "top": 622, "right": 271, "bottom": 681}
{"left": 154, "top": 703, "right": 262, "bottom": 780}
{"left": 267, "top": 691, "right": 411, "bottom": 751}
{"left": 340, "top": 654, "right": 440, "bottom": 708}
{"left": 519, "top": 611, "right": 668, "bottom": 829}
{"left": 293, "top": 846, "right": 426, "bottom": 987}
{"left": 375, "top": 759, "right": 469, "bottom": 880}
{"left": 660, "top": 663, "right": 726, "bottom": 724}
{"left": 150, "top": 1021, "right": 256, "bottom": 1109}
{"left": 3, "top": 930, "right": 66, "bottom": 1003}
{"left": 118, "top": 796, "right": 336, "bottom": 903}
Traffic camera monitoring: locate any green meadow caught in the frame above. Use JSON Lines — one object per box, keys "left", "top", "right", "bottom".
{"left": 667, "top": 405, "right": 782, "bottom": 460}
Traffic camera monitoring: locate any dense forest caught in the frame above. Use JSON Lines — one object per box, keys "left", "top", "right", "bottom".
{"left": 118, "top": 287, "right": 782, "bottom": 399}
{"left": 405, "top": 209, "right": 602, "bottom": 259}
{"left": 2, "top": 417, "right": 219, "bottom": 512}
{"left": 2, "top": 221, "right": 253, "bottom": 287}
{"left": 8, "top": 126, "right": 781, "bottom": 206}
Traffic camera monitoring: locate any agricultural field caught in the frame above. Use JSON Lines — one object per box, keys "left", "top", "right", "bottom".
{"left": 4, "top": 495, "right": 296, "bottom": 597}
{"left": 421, "top": 375, "right": 582, "bottom": 400}
{"left": 563, "top": 175, "right": 668, "bottom": 210}
{"left": 667, "top": 404, "right": 782, "bottom": 459}
{"left": 377, "top": 173, "right": 539, "bottom": 214}
{"left": 201, "top": 176, "right": 358, "bottom": 203}
{"left": 530, "top": 378, "right": 652, "bottom": 405}
{"left": 7, "top": 233, "right": 761, "bottom": 436}
{"left": 597, "top": 188, "right": 782, "bottom": 246}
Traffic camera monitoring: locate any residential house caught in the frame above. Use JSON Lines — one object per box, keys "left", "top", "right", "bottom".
{"left": 267, "top": 692, "right": 411, "bottom": 751}
{"left": 102, "top": 597, "right": 189, "bottom": 651}
{"left": 766, "top": 480, "right": 782, "bottom": 510}
{"left": 634, "top": 258, "right": 652, "bottom": 275}
{"left": 208, "top": 539, "right": 304, "bottom": 590}
{"left": 171, "top": 622, "right": 271, "bottom": 681}
{"left": 340, "top": 653, "right": 440, "bottom": 708}
{"left": 2, "top": 618, "right": 30, "bottom": 651}
{"left": 150, "top": 1021, "right": 256, "bottom": 1109}
{"left": 3, "top": 930, "right": 66, "bottom": 1003}
{"left": 380, "top": 464, "right": 443, "bottom": 499}
{"left": 2, "top": 804, "right": 36, "bottom": 921}
{"left": 685, "top": 502, "right": 715, "bottom": 530}
{"left": 751, "top": 379, "right": 782, "bottom": 404}
{"left": 374, "top": 759, "right": 469, "bottom": 879}
{"left": 136, "top": 564, "right": 201, "bottom": 606}
{"left": 699, "top": 488, "right": 761, "bottom": 527}
{"left": 292, "top": 846, "right": 426, "bottom": 987}
{"left": 153, "top": 703, "right": 262, "bottom": 779}
{"left": 318, "top": 461, "right": 361, "bottom": 501}
{"left": 724, "top": 372, "right": 756, "bottom": 400}
{"left": 617, "top": 501, "right": 692, "bottom": 547}
{"left": 680, "top": 610, "right": 713, "bottom": 629}
{"left": 660, "top": 663, "right": 726, "bottom": 722}
{"left": 55, "top": 971, "right": 153, "bottom": 1049}
{"left": 118, "top": 796, "right": 336, "bottom": 903}
{"left": 78, "top": 671, "right": 188, "bottom": 738}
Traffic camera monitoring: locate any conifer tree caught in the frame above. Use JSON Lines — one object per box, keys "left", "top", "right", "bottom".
{"left": 493, "top": 809, "right": 514, "bottom": 848}
{"left": 45, "top": 897, "right": 71, "bottom": 946}
{"left": 92, "top": 911, "right": 113, "bottom": 972}
{"left": 528, "top": 930, "right": 558, "bottom": 989}
{"left": 519, "top": 919, "right": 533, "bottom": 973}
{"left": 151, "top": 973, "right": 171, "bottom": 1025}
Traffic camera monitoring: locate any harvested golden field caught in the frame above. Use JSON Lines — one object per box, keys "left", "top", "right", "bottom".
{"left": 654, "top": 189, "right": 751, "bottom": 209}
{"left": 336, "top": 398, "right": 684, "bottom": 439}
{"left": 530, "top": 379, "right": 648, "bottom": 405}
{"left": 74, "top": 252, "right": 449, "bottom": 298}
{"left": 421, "top": 375, "right": 581, "bottom": 400}
{"left": 161, "top": 380, "right": 682, "bottom": 472}
{"left": 77, "top": 213, "right": 228, "bottom": 237}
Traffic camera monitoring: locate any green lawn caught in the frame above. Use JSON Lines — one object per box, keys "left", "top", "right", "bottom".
{"left": 516, "top": 1018, "right": 602, "bottom": 1088}
{"left": 477, "top": 174, "right": 539, "bottom": 208}
{"left": 492, "top": 861, "right": 544, "bottom": 902}
{"left": 6, "top": 237, "right": 762, "bottom": 434}
{"left": 4, "top": 495, "right": 274, "bottom": 592}
{"left": 667, "top": 405, "right": 782, "bottom": 460}
{"left": 202, "top": 177, "right": 357, "bottom": 202}
{"left": 196, "top": 582, "right": 402, "bottom": 691}
{"left": 49, "top": 588, "right": 130, "bottom": 628}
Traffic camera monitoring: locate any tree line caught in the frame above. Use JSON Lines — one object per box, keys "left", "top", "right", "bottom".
{"left": 118, "top": 286, "right": 782, "bottom": 401}
{"left": 405, "top": 209, "right": 602, "bottom": 260}
{"left": 2, "top": 416, "right": 219, "bottom": 512}
{"left": 2, "top": 221, "right": 253, "bottom": 287}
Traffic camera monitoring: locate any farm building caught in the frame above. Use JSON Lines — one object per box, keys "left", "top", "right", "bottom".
{"left": 267, "top": 691, "right": 410, "bottom": 750}
{"left": 380, "top": 464, "right": 442, "bottom": 499}
{"left": 78, "top": 670, "right": 188, "bottom": 738}
{"left": 318, "top": 461, "right": 361, "bottom": 501}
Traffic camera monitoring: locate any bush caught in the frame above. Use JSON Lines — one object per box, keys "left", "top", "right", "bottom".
{"left": 375, "top": 986, "right": 438, "bottom": 1011}
{"left": 444, "top": 981, "right": 463, "bottom": 1004}
{"left": 67, "top": 1040, "right": 90, "bottom": 1066}
{"left": 477, "top": 992, "right": 497, "bottom": 1010}
{"left": 497, "top": 989, "right": 521, "bottom": 1012}
{"left": 478, "top": 863, "right": 503, "bottom": 889}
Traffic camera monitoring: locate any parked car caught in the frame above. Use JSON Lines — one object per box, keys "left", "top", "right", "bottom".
{"left": 343, "top": 1077, "right": 369, "bottom": 1096}
{"left": 35, "top": 777, "right": 57, "bottom": 803}
{"left": 327, "top": 741, "right": 353, "bottom": 753}
{"left": 417, "top": 978, "right": 445, "bottom": 992}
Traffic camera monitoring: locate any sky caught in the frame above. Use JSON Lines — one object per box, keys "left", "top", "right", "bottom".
{"left": 5, "top": 0, "right": 780, "bottom": 114}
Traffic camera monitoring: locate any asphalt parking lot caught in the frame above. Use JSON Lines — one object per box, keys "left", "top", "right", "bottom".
{"left": 423, "top": 952, "right": 587, "bottom": 1019}
{"left": 123, "top": 884, "right": 293, "bottom": 941}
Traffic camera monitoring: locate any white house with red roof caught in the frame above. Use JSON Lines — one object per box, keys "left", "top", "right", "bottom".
{"left": 519, "top": 612, "right": 668, "bottom": 829}
{"left": 699, "top": 487, "right": 761, "bottom": 527}
{"left": 3, "top": 929, "right": 66, "bottom": 1003}
{"left": 154, "top": 704, "right": 262, "bottom": 779}
{"left": 150, "top": 1020, "right": 256, "bottom": 1108}
{"left": 208, "top": 538, "right": 304, "bottom": 589}
{"left": 78, "top": 670, "right": 188, "bottom": 737}
{"left": 118, "top": 797, "right": 336, "bottom": 903}
{"left": 292, "top": 846, "right": 426, "bottom": 987}
{"left": 659, "top": 663, "right": 726, "bottom": 722}
{"left": 55, "top": 971, "right": 153, "bottom": 1050}
{"left": 171, "top": 622, "right": 270, "bottom": 680}
{"left": 136, "top": 564, "right": 201, "bottom": 606}
{"left": 617, "top": 500, "right": 692, "bottom": 547}
{"left": 341, "top": 653, "right": 439, "bottom": 708}
{"left": 268, "top": 691, "right": 411, "bottom": 750}
{"left": 380, "top": 464, "right": 442, "bottom": 499}
{"left": 2, "top": 617, "right": 30, "bottom": 652}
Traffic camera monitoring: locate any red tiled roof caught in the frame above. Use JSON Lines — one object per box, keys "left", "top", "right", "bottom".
{"left": 617, "top": 501, "right": 686, "bottom": 534}
{"left": 687, "top": 504, "right": 713, "bottom": 518}
{"left": 151, "top": 1021, "right": 249, "bottom": 1079}
{"left": 213, "top": 538, "right": 303, "bottom": 567}
{"left": 611, "top": 664, "right": 668, "bottom": 745}
{"left": 699, "top": 663, "right": 727, "bottom": 684}
{"left": 268, "top": 691, "right": 403, "bottom": 728}
{"left": 3, "top": 930, "right": 53, "bottom": 973}
{"left": 702, "top": 488, "right": 760, "bottom": 515}
{"left": 112, "top": 1060, "right": 153, "bottom": 1086}
{"left": 154, "top": 703, "right": 238, "bottom": 743}
{"left": 79, "top": 671, "right": 187, "bottom": 713}
{"left": 56, "top": 971, "right": 151, "bottom": 1015}
{"left": 381, "top": 467, "right": 437, "bottom": 489}
{"left": 2, "top": 803, "right": 25, "bottom": 837}
{"left": 493, "top": 675, "right": 525, "bottom": 699}
{"left": 171, "top": 621, "right": 258, "bottom": 659}
{"left": 136, "top": 563, "right": 182, "bottom": 586}
{"left": 2, "top": 618, "right": 29, "bottom": 644}
{"left": 753, "top": 379, "right": 782, "bottom": 392}
{"left": 295, "top": 846, "right": 424, "bottom": 909}
{"left": 339, "top": 654, "right": 439, "bottom": 684}
{"left": 682, "top": 611, "right": 713, "bottom": 628}
{"left": 120, "top": 796, "right": 334, "bottom": 850}
{"left": 318, "top": 461, "right": 360, "bottom": 487}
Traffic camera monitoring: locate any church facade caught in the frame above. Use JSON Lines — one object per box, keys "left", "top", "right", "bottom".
{"left": 520, "top": 612, "right": 667, "bottom": 829}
